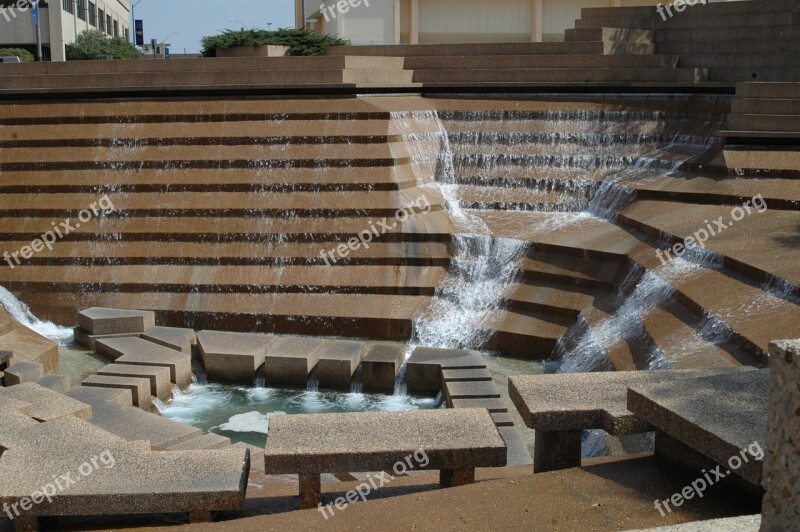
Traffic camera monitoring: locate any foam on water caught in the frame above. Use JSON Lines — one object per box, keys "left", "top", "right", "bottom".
{"left": 0, "top": 285, "right": 74, "bottom": 344}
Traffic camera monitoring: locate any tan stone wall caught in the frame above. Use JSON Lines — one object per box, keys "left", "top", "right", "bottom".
{"left": 762, "top": 339, "right": 800, "bottom": 531}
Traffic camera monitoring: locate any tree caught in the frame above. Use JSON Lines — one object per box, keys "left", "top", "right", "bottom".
{"left": 0, "top": 48, "right": 35, "bottom": 62}
{"left": 201, "top": 28, "right": 348, "bottom": 57}
{"left": 65, "top": 30, "right": 142, "bottom": 61}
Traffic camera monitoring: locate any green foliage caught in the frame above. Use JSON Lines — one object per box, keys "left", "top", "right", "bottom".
{"left": 0, "top": 48, "right": 34, "bottom": 62}
{"left": 201, "top": 27, "right": 348, "bottom": 57}
{"left": 65, "top": 30, "right": 142, "bottom": 61}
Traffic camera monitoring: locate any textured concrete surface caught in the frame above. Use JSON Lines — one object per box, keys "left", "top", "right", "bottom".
{"left": 66, "top": 385, "right": 133, "bottom": 407}
{"left": 97, "top": 363, "right": 173, "bottom": 400}
{"left": 443, "top": 380, "right": 502, "bottom": 401}
{"left": 198, "top": 330, "right": 272, "bottom": 384}
{"left": 82, "top": 374, "right": 153, "bottom": 409}
{"left": 34, "top": 373, "right": 70, "bottom": 393}
{"left": 1, "top": 361, "right": 43, "bottom": 386}
{"left": 628, "top": 369, "right": 769, "bottom": 486}
{"left": 78, "top": 307, "right": 156, "bottom": 335}
{"left": 97, "top": 337, "right": 192, "bottom": 388}
{"left": 315, "top": 340, "right": 366, "bottom": 389}
{"left": 631, "top": 514, "right": 761, "bottom": 531}
{"left": 141, "top": 326, "right": 196, "bottom": 354}
{"left": 264, "top": 408, "right": 506, "bottom": 475}
{"left": 761, "top": 339, "right": 800, "bottom": 531}
{"left": 0, "top": 382, "right": 91, "bottom": 421}
{"left": 361, "top": 343, "right": 405, "bottom": 392}
{"left": 406, "top": 347, "right": 486, "bottom": 393}
{"left": 264, "top": 336, "right": 324, "bottom": 386}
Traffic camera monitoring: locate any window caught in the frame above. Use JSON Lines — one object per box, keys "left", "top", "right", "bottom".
{"left": 88, "top": 2, "right": 96, "bottom": 26}
{"left": 97, "top": 8, "right": 103, "bottom": 30}
{"left": 106, "top": 14, "right": 111, "bottom": 35}
{"left": 76, "top": 0, "right": 85, "bottom": 20}
{"left": 62, "top": 0, "right": 73, "bottom": 14}
{"left": 113, "top": 20, "right": 118, "bottom": 37}
{"left": 124, "top": 28, "right": 129, "bottom": 42}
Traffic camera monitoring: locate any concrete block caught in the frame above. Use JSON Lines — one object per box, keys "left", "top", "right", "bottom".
{"left": 198, "top": 330, "right": 272, "bottom": 384}
{"left": 406, "top": 347, "right": 486, "bottom": 394}
{"left": 0, "top": 382, "right": 91, "bottom": 421}
{"left": 264, "top": 336, "right": 324, "bottom": 386}
{"left": 2, "top": 361, "right": 43, "bottom": 386}
{"left": 35, "top": 373, "right": 70, "bottom": 393}
{"left": 441, "top": 367, "right": 493, "bottom": 382}
{"left": 361, "top": 342, "right": 405, "bottom": 393}
{"left": 78, "top": 307, "right": 156, "bottom": 335}
{"left": 97, "top": 363, "right": 173, "bottom": 400}
{"left": 97, "top": 337, "right": 192, "bottom": 388}
{"left": 443, "top": 380, "right": 501, "bottom": 402}
{"left": 82, "top": 374, "right": 154, "bottom": 409}
{"left": 315, "top": 340, "right": 366, "bottom": 389}
{"left": 74, "top": 327, "right": 139, "bottom": 350}
{"left": 141, "top": 326, "right": 196, "bottom": 354}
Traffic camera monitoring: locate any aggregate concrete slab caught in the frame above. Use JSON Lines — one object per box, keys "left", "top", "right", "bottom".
{"left": 441, "top": 367, "right": 493, "bottom": 382}
{"left": 77, "top": 396, "right": 201, "bottom": 449}
{"left": 97, "top": 363, "right": 173, "bottom": 400}
{"left": 631, "top": 514, "right": 761, "bottom": 531}
{"left": 141, "top": 326, "right": 196, "bottom": 354}
{"left": 627, "top": 369, "right": 769, "bottom": 485}
{"left": 264, "top": 408, "right": 506, "bottom": 475}
{"left": 0, "top": 382, "right": 91, "bottom": 421}
{"left": 98, "top": 337, "right": 192, "bottom": 387}
{"left": 2, "top": 361, "right": 43, "bottom": 386}
{"left": 82, "top": 374, "right": 153, "bottom": 410}
{"left": 66, "top": 385, "right": 133, "bottom": 407}
{"left": 264, "top": 336, "right": 324, "bottom": 386}
{"left": 315, "top": 340, "right": 366, "bottom": 389}
{"left": 361, "top": 342, "right": 405, "bottom": 392}
{"left": 78, "top": 307, "right": 156, "bottom": 335}
{"left": 35, "top": 373, "right": 70, "bottom": 393}
{"left": 509, "top": 368, "right": 754, "bottom": 436}
{"left": 0, "top": 416, "right": 249, "bottom": 518}
{"left": 406, "top": 347, "right": 486, "bottom": 393}
{"left": 166, "top": 432, "right": 231, "bottom": 451}
{"left": 197, "top": 330, "right": 272, "bottom": 384}
{"left": 497, "top": 426, "right": 533, "bottom": 466}
{"left": 444, "top": 380, "right": 502, "bottom": 401}
{"left": 449, "top": 397, "right": 508, "bottom": 413}
{"left": 73, "top": 328, "right": 139, "bottom": 350}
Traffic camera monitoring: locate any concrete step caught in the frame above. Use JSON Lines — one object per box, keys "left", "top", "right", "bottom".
{"left": 35, "top": 373, "right": 70, "bottom": 393}
{"left": 96, "top": 363, "right": 174, "bottom": 400}
{"left": 727, "top": 114, "right": 800, "bottom": 132}
{"left": 1, "top": 361, "right": 43, "bottom": 386}
{"left": 360, "top": 342, "right": 405, "bottom": 393}
{"left": 708, "top": 68, "right": 800, "bottom": 83}
{"left": 316, "top": 339, "right": 367, "bottom": 389}
{"left": 0, "top": 382, "right": 91, "bottom": 421}
{"left": 165, "top": 432, "right": 232, "bottom": 451}
{"left": 327, "top": 41, "right": 653, "bottom": 57}
{"left": 731, "top": 98, "right": 800, "bottom": 115}
{"left": 678, "top": 53, "right": 800, "bottom": 69}
{"left": 413, "top": 68, "right": 709, "bottom": 84}
{"left": 141, "top": 326, "right": 196, "bottom": 354}
{"left": 96, "top": 337, "right": 193, "bottom": 388}
{"left": 737, "top": 82, "right": 800, "bottom": 99}
{"left": 656, "top": 25, "right": 800, "bottom": 44}
{"left": 658, "top": 40, "right": 800, "bottom": 56}
{"left": 406, "top": 54, "right": 679, "bottom": 70}
{"left": 264, "top": 336, "right": 325, "bottom": 386}
{"left": 72, "top": 390, "right": 202, "bottom": 448}
{"left": 82, "top": 374, "right": 154, "bottom": 409}
{"left": 581, "top": 0, "right": 797, "bottom": 19}
{"left": 564, "top": 28, "right": 655, "bottom": 44}
{"left": 575, "top": 11, "right": 792, "bottom": 31}
{"left": 198, "top": 330, "right": 273, "bottom": 383}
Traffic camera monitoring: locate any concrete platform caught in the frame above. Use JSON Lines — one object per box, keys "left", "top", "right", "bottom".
{"left": 361, "top": 342, "right": 405, "bottom": 393}
{"left": 96, "top": 337, "right": 192, "bottom": 388}
{"left": 197, "top": 330, "right": 272, "bottom": 383}
{"left": 0, "top": 382, "right": 91, "bottom": 421}
{"left": 627, "top": 369, "right": 769, "bottom": 486}
{"left": 443, "top": 380, "right": 502, "bottom": 401}
{"left": 406, "top": 347, "right": 487, "bottom": 394}
{"left": 441, "top": 367, "right": 493, "bottom": 382}
{"left": 264, "top": 336, "right": 324, "bottom": 386}
{"left": 35, "top": 373, "right": 70, "bottom": 393}
{"left": 78, "top": 307, "right": 155, "bottom": 335}
{"left": 82, "top": 374, "right": 154, "bottom": 409}
{"left": 96, "top": 363, "right": 173, "bottom": 400}
{"left": 66, "top": 384, "right": 133, "bottom": 406}
{"left": 1, "top": 360, "right": 43, "bottom": 386}
{"left": 166, "top": 432, "right": 231, "bottom": 451}
{"left": 73, "top": 327, "right": 139, "bottom": 350}
{"left": 141, "top": 326, "right": 196, "bottom": 354}
{"left": 315, "top": 340, "right": 366, "bottom": 389}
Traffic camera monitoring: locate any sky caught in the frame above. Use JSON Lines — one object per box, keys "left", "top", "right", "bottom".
{"left": 133, "top": 0, "right": 296, "bottom": 54}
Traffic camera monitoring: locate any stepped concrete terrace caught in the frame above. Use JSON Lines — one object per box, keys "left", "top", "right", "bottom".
{"left": 1, "top": 4, "right": 800, "bottom": 528}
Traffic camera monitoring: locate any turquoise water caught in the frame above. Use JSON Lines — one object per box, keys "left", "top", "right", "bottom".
{"left": 155, "top": 382, "right": 441, "bottom": 447}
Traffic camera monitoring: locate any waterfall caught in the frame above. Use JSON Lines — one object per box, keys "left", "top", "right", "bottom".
{"left": 392, "top": 111, "right": 530, "bottom": 351}
{"left": 0, "top": 285, "right": 74, "bottom": 344}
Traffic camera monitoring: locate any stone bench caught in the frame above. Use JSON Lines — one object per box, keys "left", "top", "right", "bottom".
{"left": 264, "top": 408, "right": 506, "bottom": 509}
{"left": 509, "top": 368, "right": 754, "bottom": 473}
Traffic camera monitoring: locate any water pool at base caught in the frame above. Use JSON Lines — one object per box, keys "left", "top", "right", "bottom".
{"left": 155, "top": 382, "right": 441, "bottom": 447}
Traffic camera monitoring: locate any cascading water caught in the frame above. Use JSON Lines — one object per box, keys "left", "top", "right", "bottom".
{"left": 0, "top": 285, "right": 74, "bottom": 344}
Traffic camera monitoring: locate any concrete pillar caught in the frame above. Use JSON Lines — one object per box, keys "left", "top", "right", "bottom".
{"left": 410, "top": 0, "right": 418, "bottom": 44}
{"left": 295, "top": 0, "right": 304, "bottom": 28}
{"left": 531, "top": 0, "right": 543, "bottom": 43}
{"left": 762, "top": 340, "right": 800, "bottom": 531}
{"left": 299, "top": 473, "right": 321, "bottom": 509}
{"left": 533, "top": 429, "right": 581, "bottom": 473}
{"left": 49, "top": 1, "right": 67, "bottom": 61}
{"left": 394, "top": 0, "right": 401, "bottom": 44}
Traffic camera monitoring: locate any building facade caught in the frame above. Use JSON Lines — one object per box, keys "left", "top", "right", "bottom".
{"left": 295, "top": 0, "right": 739, "bottom": 45}
{"left": 0, "top": 0, "right": 131, "bottom": 61}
